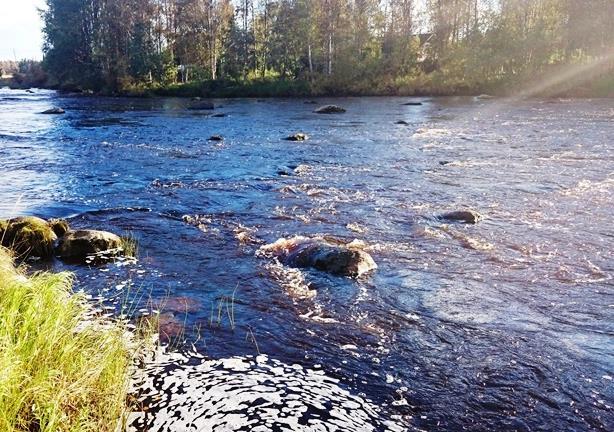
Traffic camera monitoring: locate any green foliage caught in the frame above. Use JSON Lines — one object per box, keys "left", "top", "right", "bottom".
{"left": 40, "top": 0, "right": 614, "bottom": 97}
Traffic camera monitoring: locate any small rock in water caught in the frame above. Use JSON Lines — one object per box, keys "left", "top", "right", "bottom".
{"left": 40, "top": 107, "right": 65, "bottom": 114}
{"left": 26, "top": 89, "right": 35, "bottom": 94}
{"left": 284, "top": 132, "right": 309, "bottom": 141}
{"left": 304, "top": 100, "right": 318, "bottom": 104}
{"left": 402, "top": 101, "right": 423, "bottom": 106}
{"left": 208, "top": 135, "right": 224, "bottom": 141}
{"left": 395, "top": 120, "right": 409, "bottom": 125}
{"left": 314, "top": 104, "right": 346, "bottom": 114}
{"left": 439, "top": 210, "right": 483, "bottom": 224}
{"left": 211, "top": 113, "right": 226, "bottom": 117}
{"left": 188, "top": 101, "right": 214, "bottom": 110}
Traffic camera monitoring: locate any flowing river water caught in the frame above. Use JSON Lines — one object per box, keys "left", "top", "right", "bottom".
{"left": 1, "top": 88, "right": 612, "bottom": 431}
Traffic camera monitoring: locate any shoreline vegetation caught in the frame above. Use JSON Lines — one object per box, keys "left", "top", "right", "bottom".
{"left": 0, "top": 247, "right": 144, "bottom": 431}
{"left": 3, "top": 72, "right": 614, "bottom": 99}
{"left": 2, "top": 1, "right": 613, "bottom": 99}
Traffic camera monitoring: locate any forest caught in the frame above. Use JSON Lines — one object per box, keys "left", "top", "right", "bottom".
{"left": 39, "top": 0, "right": 614, "bottom": 96}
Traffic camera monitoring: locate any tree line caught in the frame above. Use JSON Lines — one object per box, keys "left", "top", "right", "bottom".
{"left": 40, "top": 0, "right": 614, "bottom": 95}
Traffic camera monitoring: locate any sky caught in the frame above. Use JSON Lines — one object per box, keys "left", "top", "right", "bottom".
{"left": 0, "top": 0, "right": 46, "bottom": 60}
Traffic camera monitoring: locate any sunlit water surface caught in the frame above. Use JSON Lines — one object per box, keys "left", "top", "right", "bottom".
{"left": 1, "top": 88, "right": 613, "bottom": 430}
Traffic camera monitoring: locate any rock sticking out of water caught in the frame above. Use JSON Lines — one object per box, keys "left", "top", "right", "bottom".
{"left": 259, "top": 236, "right": 377, "bottom": 277}
{"left": 56, "top": 229, "right": 124, "bottom": 261}
{"left": 188, "top": 101, "right": 214, "bottom": 110}
{"left": 439, "top": 210, "right": 483, "bottom": 224}
{"left": 314, "top": 104, "right": 346, "bottom": 114}
{"left": 395, "top": 120, "right": 409, "bottom": 125}
{"left": 284, "top": 132, "right": 309, "bottom": 141}
{"left": 0, "top": 216, "right": 59, "bottom": 259}
{"left": 40, "top": 107, "right": 65, "bottom": 114}
{"left": 402, "top": 102, "right": 422, "bottom": 106}
{"left": 208, "top": 135, "right": 224, "bottom": 141}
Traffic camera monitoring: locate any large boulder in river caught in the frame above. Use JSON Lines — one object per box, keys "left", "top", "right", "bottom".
{"left": 439, "top": 210, "right": 483, "bottom": 224}
{"left": 56, "top": 229, "right": 123, "bottom": 260}
{"left": 314, "top": 105, "right": 346, "bottom": 114}
{"left": 0, "top": 216, "right": 67, "bottom": 259}
{"left": 260, "top": 236, "right": 377, "bottom": 277}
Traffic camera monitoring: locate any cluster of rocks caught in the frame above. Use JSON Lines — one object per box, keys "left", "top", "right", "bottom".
{"left": 258, "top": 209, "right": 482, "bottom": 277}
{"left": 0, "top": 216, "right": 131, "bottom": 263}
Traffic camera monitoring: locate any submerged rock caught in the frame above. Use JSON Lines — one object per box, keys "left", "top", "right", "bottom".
{"left": 284, "top": 132, "right": 309, "bottom": 141}
{"left": 56, "top": 229, "right": 123, "bottom": 260}
{"left": 40, "top": 107, "right": 65, "bottom": 114}
{"left": 260, "top": 236, "right": 377, "bottom": 277}
{"left": 314, "top": 105, "right": 346, "bottom": 114}
{"left": 0, "top": 216, "right": 62, "bottom": 259}
{"left": 188, "top": 101, "right": 214, "bottom": 110}
{"left": 439, "top": 210, "right": 483, "bottom": 224}
{"left": 208, "top": 135, "right": 224, "bottom": 141}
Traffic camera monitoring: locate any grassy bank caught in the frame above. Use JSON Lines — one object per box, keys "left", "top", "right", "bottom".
{"left": 114, "top": 69, "right": 614, "bottom": 99}
{"left": 0, "top": 248, "right": 136, "bottom": 432}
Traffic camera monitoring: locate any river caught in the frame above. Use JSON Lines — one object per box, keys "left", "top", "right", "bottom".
{"left": 1, "top": 88, "right": 612, "bottom": 431}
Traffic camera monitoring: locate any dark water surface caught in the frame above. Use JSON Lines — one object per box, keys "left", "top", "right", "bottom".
{"left": 1, "top": 88, "right": 613, "bottom": 430}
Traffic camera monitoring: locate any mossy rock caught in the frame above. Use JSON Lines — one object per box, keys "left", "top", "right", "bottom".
{"left": 56, "top": 230, "right": 124, "bottom": 261}
{"left": 0, "top": 216, "right": 66, "bottom": 259}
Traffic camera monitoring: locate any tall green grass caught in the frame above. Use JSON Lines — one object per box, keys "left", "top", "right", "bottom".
{"left": 0, "top": 248, "right": 136, "bottom": 432}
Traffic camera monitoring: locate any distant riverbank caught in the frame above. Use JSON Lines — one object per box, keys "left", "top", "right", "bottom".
{"left": 5, "top": 72, "right": 613, "bottom": 99}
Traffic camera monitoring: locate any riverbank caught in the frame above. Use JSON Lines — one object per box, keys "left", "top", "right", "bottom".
{"left": 0, "top": 248, "right": 139, "bottom": 431}
{"left": 6, "top": 68, "right": 613, "bottom": 99}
